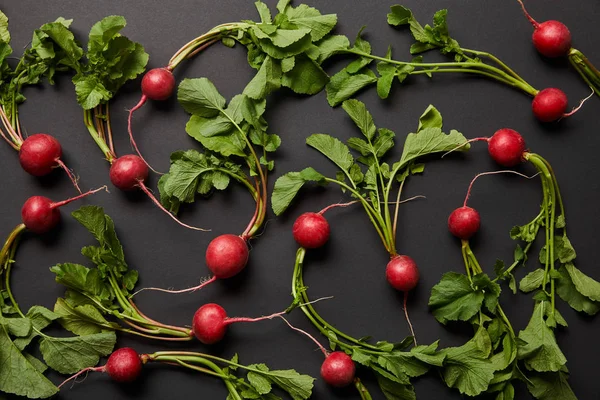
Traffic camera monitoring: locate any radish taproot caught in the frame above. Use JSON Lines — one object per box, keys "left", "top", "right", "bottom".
{"left": 0, "top": 16, "right": 83, "bottom": 192}
{"left": 516, "top": 0, "right": 600, "bottom": 99}
{"left": 293, "top": 213, "right": 331, "bottom": 249}
{"left": 448, "top": 207, "right": 481, "bottom": 240}
{"left": 21, "top": 187, "right": 107, "bottom": 234}
{"left": 192, "top": 303, "right": 289, "bottom": 345}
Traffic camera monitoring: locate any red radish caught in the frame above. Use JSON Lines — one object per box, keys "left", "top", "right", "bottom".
{"left": 191, "top": 303, "right": 288, "bottom": 344}
{"left": 516, "top": 0, "right": 572, "bottom": 58}
{"left": 448, "top": 206, "right": 481, "bottom": 240}
{"left": 109, "top": 155, "right": 149, "bottom": 191}
{"left": 206, "top": 234, "right": 249, "bottom": 279}
{"left": 105, "top": 348, "right": 143, "bottom": 383}
{"left": 532, "top": 88, "right": 568, "bottom": 122}
{"left": 21, "top": 187, "right": 107, "bottom": 234}
{"left": 127, "top": 68, "right": 176, "bottom": 172}
{"left": 386, "top": 255, "right": 419, "bottom": 345}
{"left": 293, "top": 212, "right": 330, "bottom": 249}
{"left": 58, "top": 348, "right": 142, "bottom": 389}
{"left": 386, "top": 255, "right": 419, "bottom": 292}
{"left": 19, "top": 134, "right": 63, "bottom": 176}
{"left": 320, "top": 351, "right": 356, "bottom": 388}
{"left": 487, "top": 128, "right": 527, "bottom": 167}
{"left": 109, "top": 154, "right": 207, "bottom": 231}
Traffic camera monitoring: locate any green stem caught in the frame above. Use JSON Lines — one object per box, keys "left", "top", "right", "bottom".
{"left": 324, "top": 178, "right": 392, "bottom": 253}
{"left": 345, "top": 49, "right": 539, "bottom": 96}
{"left": 461, "top": 48, "right": 526, "bottom": 82}
{"left": 291, "top": 248, "right": 382, "bottom": 352}
{"left": 167, "top": 23, "right": 248, "bottom": 70}
{"left": 569, "top": 48, "right": 600, "bottom": 96}
{"left": 83, "top": 108, "right": 116, "bottom": 162}
{"left": 354, "top": 378, "right": 373, "bottom": 400}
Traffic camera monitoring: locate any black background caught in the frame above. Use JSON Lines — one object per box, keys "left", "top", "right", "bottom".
{"left": 1, "top": 1, "right": 599, "bottom": 399}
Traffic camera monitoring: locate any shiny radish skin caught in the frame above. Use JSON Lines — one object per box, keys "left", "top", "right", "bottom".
{"left": 21, "top": 196, "right": 60, "bottom": 234}
{"left": 206, "top": 234, "right": 249, "bottom": 279}
{"left": 448, "top": 206, "right": 481, "bottom": 240}
{"left": 532, "top": 88, "right": 568, "bottom": 122}
{"left": 192, "top": 303, "right": 228, "bottom": 344}
{"left": 18, "top": 134, "right": 62, "bottom": 176}
{"left": 105, "top": 348, "right": 142, "bottom": 383}
{"left": 293, "top": 212, "right": 330, "bottom": 249}
{"left": 109, "top": 155, "right": 149, "bottom": 191}
{"left": 141, "top": 68, "right": 176, "bottom": 101}
{"left": 386, "top": 255, "right": 419, "bottom": 292}
{"left": 488, "top": 129, "right": 526, "bottom": 167}
{"left": 320, "top": 351, "right": 356, "bottom": 388}
{"left": 533, "top": 21, "right": 572, "bottom": 58}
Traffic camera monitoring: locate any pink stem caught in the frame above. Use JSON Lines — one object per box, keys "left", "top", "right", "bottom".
{"left": 562, "top": 89, "right": 594, "bottom": 118}
{"left": 132, "top": 275, "right": 217, "bottom": 297}
{"left": 127, "top": 95, "right": 162, "bottom": 174}
{"left": 50, "top": 186, "right": 107, "bottom": 209}
{"left": 224, "top": 310, "right": 287, "bottom": 325}
{"left": 137, "top": 181, "right": 210, "bottom": 231}
{"left": 318, "top": 201, "right": 359, "bottom": 215}
{"left": 55, "top": 159, "right": 83, "bottom": 194}
{"left": 128, "top": 299, "right": 192, "bottom": 333}
{"left": 0, "top": 126, "right": 19, "bottom": 150}
{"left": 441, "top": 137, "right": 489, "bottom": 158}
{"left": 463, "top": 170, "right": 536, "bottom": 207}
{"left": 515, "top": 0, "right": 540, "bottom": 29}
{"left": 58, "top": 366, "right": 105, "bottom": 389}
{"left": 186, "top": 38, "right": 220, "bottom": 59}
{"left": 278, "top": 315, "right": 329, "bottom": 358}
{"left": 241, "top": 178, "right": 261, "bottom": 240}
{"left": 403, "top": 292, "right": 417, "bottom": 347}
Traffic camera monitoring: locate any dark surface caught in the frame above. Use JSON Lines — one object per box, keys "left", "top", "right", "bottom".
{"left": 1, "top": 1, "right": 599, "bottom": 399}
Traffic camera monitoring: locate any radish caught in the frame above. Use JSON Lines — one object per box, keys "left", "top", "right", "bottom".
{"left": 320, "top": 351, "right": 356, "bottom": 388}
{"left": 205, "top": 234, "right": 249, "bottom": 279}
{"left": 386, "top": 255, "right": 419, "bottom": 345}
{"left": 127, "top": 68, "right": 176, "bottom": 171}
{"left": 532, "top": 88, "right": 568, "bottom": 123}
{"left": 293, "top": 213, "right": 330, "bottom": 249}
{"left": 191, "top": 303, "right": 289, "bottom": 344}
{"left": 516, "top": 0, "right": 571, "bottom": 58}
{"left": 108, "top": 154, "right": 207, "bottom": 231}
{"left": 21, "top": 187, "right": 107, "bottom": 234}
{"left": 58, "top": 348, "right": 142, "bottom": 388}
{"left": 448, "top": 207, "right": 481, "bottom": 240}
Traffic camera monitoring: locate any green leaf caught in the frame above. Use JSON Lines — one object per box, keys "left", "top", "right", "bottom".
{"left": 271, "top": 168, "right": 327, "bottom": 215}
{"left": 429, "top": 272, "right": 484, "bottom": 324}
{"left": 375, "top": 372, "right": 416, "bottom": 400}
{"left": 255, "top": 1, "right": 272, "bottom": 24}
{"left": 12, "top": 305, "right": 60, "bottom": 351}
{"left": 527, "top": 371, "right": 577, "bottom": 400}
{"left": 520, "top": 269, "right": 545, "bottom": 293}
{"left": 0, "top": 326, "right": 58, "bottom": 398}
{"left": 387, "top": 5, "right": 414, "bottom": 26}
{"left": 51, "top": 263, "right": 112, "bottom": 304}
{"left": 555, "top": 236, "right": 576, "bottom": 263}
{"left": 88, "top": 15, "right": 125, "bottom": 51}
{"left": 281, "top": 54, "right": 328, "bottom": 95}
{"left": 326, "top": 68, "right": 377, "bottom": 107}
{"left": 556, "top": 265, "right": 600, "bottom": 315}
{"left": 178, "top": 78, "right": 226, "bottom": 117}
{"left": 247, "top": 364, "right": 314, "bottom": 400}
{"left": 564, "top": 263, "right": 600, "bottom": 301}
{"left": 398, "top": 127, "right": 469, "bottom": 169}
{"left": 247, "top": 370, "right": 272, "bottom": 394}
{"left": 306, "top": 133, "right": 354, "bottom": 173}
{"left": 517, "top": 302, "right": 567, "bottom": 372}
{"left": 285, "top": 5, "right": 337, "bottom": 42}
{"left": 0, "top": 11, "right": 10, "bottom": 43}
{"left": 316, "top": 35, "right": 350, "bottom": 63}
{"left": 342, "top": 99, "right": 376, "bottom": 140}
{"left": 244, "top": 56, "right": 282, "bottom": 99}
{"left": 417, "top": 105, "right": 443, "bottom": 131}
{"left": 74, "top": 75, "right": 111, "bottom": 109}
{"left": 39, "top": 331, "right": 116, "bottom": 374}
{"left": 410, "top": 341, "right": 446, "bottom": 367}
{"left": 186, "top": 115, "right": 246, "bottom": 157}
{"left": 350, "top": 348, "right": 372, "bottom": 366}
{"left": 54, "top": 298, "right": 113, "bottom": 335}
{"left": 376, "top": 62, "right": 396, "bottom": 99}
{"left": 440, "top": 327, "right": 495, "bottom": 396}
